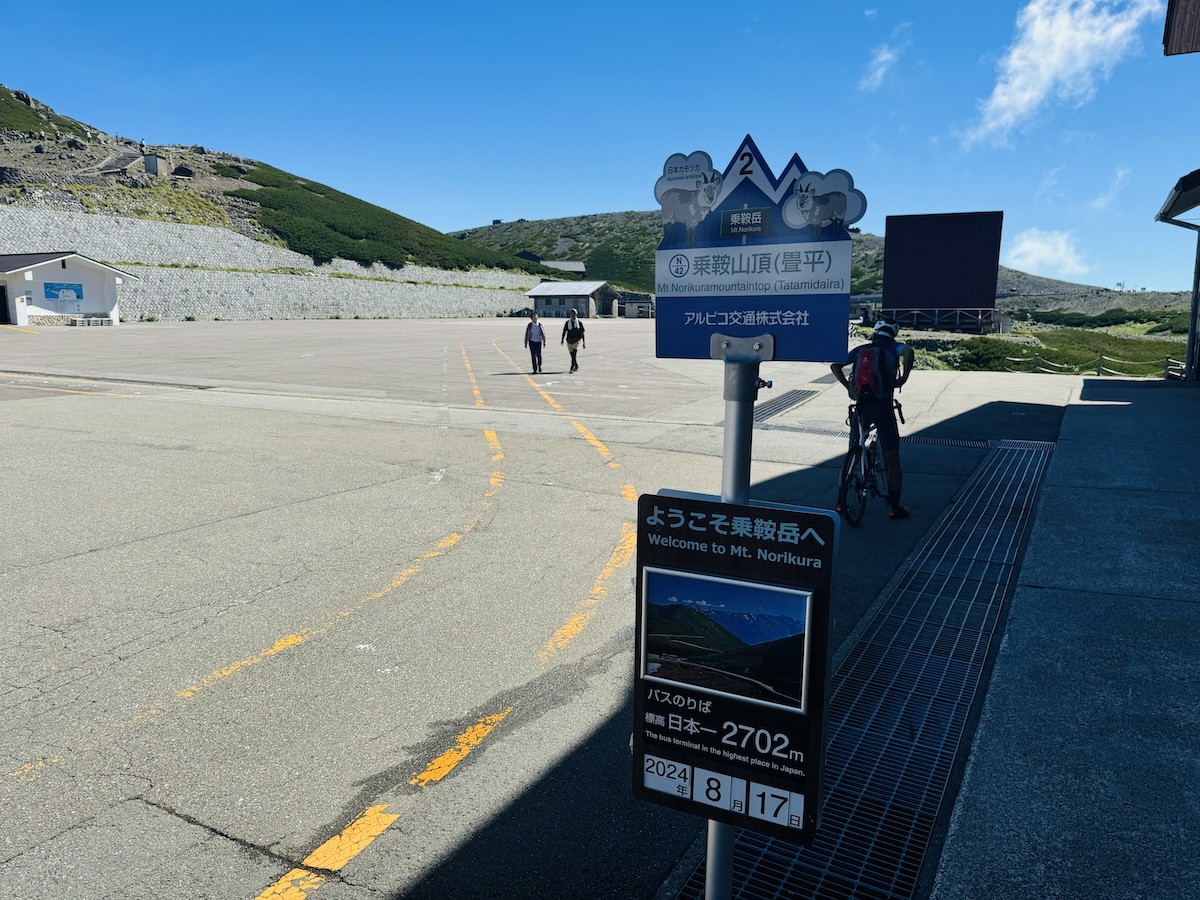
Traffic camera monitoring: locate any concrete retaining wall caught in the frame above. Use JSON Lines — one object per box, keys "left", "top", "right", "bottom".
{"left": 0, "top": 206, "right": 542, "bottom": 320}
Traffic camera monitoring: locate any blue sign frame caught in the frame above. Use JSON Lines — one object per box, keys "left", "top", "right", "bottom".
{"left": 653, "top": 136, "right": 865, "bottom": 362}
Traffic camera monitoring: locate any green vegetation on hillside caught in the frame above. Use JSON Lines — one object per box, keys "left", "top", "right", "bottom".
{"left": 909, "top": 328, "right": 1186, "bottom": 376}
{"left": 585, "top": 238, "right": 653, "bottom": 290}
{"left": 216, "top": 162, "right": 561, "bottom": 275}
{"left": 455, "top": 216, "right": 891, "bottom": 295}
{"left": 62, "top": 183, "right": 234, "bottom": 228}
{"left": 0, "top": 88, "right": 94, "bottom": 140}
{"left": 1012, "top": 306, "right": 1190, "bottom": 335}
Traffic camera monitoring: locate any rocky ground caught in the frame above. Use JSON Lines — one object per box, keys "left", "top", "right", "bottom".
{"left": 0, "top": 122, "right": 271, "bottom": 240}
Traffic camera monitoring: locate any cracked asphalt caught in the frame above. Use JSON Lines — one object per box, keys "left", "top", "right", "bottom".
{"left": 0, "top": 319, "right": 1073, "bottom": 899}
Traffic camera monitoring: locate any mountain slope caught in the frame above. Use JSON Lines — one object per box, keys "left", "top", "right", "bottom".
{"left": 453, "top": 216, "right": 1189, "bottom": 313}
{"left": 0, "top": 84, "right": 561, "bottom": 278}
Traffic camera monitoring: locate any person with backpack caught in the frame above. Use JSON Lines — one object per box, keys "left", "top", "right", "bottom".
{"left": 524, "top": 312, "right": 546, "bottom": 374}
{"left": 831, "top": 319, "right": 915, "bottom": 519}
{"left": 561, "top": 309, "right": 586, "bottom": 373}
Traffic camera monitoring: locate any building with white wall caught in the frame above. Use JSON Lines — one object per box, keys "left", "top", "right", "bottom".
{"left": 0, "top": 252, "right": 135, "bottom": 326}
{"left": 525, "top": 281, "right": 621, "bottom": 318}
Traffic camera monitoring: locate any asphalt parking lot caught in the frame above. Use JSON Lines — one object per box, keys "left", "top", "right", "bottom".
{"left": 0, "top": 318, "right": 1080, "bottom": 899}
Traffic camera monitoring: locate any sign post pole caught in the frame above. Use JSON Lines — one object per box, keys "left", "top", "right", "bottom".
{"left": 634, "top": 136, "right": 857, "bottom": 899}
{"left": 707, "top": 333, "right": 774, "bottom": 900}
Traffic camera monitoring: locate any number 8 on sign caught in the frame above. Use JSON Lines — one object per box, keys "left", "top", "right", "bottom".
{"left": 692, "top": 767, "right": 747, "bottom": 813}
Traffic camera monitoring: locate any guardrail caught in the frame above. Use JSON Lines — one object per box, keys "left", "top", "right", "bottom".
{"left": 1005, "top": 355, "right": 1187, "bottom": 379}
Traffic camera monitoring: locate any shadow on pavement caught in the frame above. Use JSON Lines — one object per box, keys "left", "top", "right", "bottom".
{"left": 394, "top": 399, "right": 1068, "bottom": 900}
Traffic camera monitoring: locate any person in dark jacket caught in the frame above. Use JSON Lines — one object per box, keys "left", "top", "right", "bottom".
{"left": 561, "top": 309, "right": 586, "bottom": 373}
{"left": 524, "top": 313, "right": 546, "bottom": 374}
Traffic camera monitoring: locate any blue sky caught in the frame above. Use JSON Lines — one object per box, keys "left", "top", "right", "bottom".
{"left": 7, "top": 1, "right": 1199, "bottom": 291}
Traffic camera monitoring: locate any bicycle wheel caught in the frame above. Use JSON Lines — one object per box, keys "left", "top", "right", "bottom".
{"left": 838, "top": 446, "right": 867, "bottom": 527}
{"left": 863, "top": 438, "right": 889, "bottom": 497}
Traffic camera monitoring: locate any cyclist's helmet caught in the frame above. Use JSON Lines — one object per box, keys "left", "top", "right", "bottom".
{"left": 872, "top": 319, "right": 899, "bottom": 340}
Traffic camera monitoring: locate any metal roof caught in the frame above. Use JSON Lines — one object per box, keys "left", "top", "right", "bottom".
{"left": 1164, "top": 0, "right": 1200, "bottom": 55}
{"left": 1156, "top": 167, "right": 1200, "bottom": 228}
{"left": 540, "top": 260, "right": 587, "bottom": 274}
{"left": 0, "top": 252, "right": 137, "bottom": 278}
{"left": 526, "top": 280, "right": 614, "bottom": 297}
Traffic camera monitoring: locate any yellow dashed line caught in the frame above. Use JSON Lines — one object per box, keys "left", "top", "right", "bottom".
{"left": 622, "top": 484, "right": 638, "bottom": 502}
{"left": 570, "top": 419, "right": 618, "bottom": 467}
{"left": 484, "top": 429, "right": 503, "bottom": 459}
{"left": 302, "top": 805, "right": 401, "bottom": 870}
{"left": 9, "top": 757, "right": 61, "bottom": 783}
{"left": 0, "top": 324, "right": 39, "bottom": 334}
{"left": 492, "top": 341, "right": 619, "bottom": 467}
{"left": 253, "top": 706, "right": 514, "bottom": 899}
{"left": 10, "top": 428, "right": 507, "bottom": 784}
{"left": 461, "top": 342, "right": 485, "bottom": 408}
{"left": 254, "top": 867, "right": 325, "bottom": 899}
{"left": 177, "top": 632, "right": 310, "bottom": 699}
{"left": 253, "top": 806, "right": 400, "bottom": 899}
{"left": 410, "top": 707, "right": 515, "bottom": 787}
{"left": 540, "top": 522, "right": 637, "bottom": 663}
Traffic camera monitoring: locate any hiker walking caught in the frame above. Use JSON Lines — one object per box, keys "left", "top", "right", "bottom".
{"left": 524, "top": 313, "right": 546, "bottom": 374}
{"left": 561, "top": 309, "right": 586, "bottom": 373}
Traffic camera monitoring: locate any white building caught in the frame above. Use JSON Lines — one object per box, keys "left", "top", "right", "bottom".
{"left": 0, "top": 252, "right": 135, "bottom": 326}
{"left": 525, "top": 280, "right": 621, "bottom": 318}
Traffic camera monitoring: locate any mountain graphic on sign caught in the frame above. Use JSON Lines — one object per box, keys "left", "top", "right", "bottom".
{"left": 645, "top": 595, "right": 806, "bottom": 708}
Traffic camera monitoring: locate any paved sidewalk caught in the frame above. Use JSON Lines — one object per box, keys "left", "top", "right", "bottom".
{"left": 932, "top": 379, "right": 1200, "bottom": 899}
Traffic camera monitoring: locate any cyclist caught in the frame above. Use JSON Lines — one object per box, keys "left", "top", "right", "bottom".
{"left": 831, "top": 319, "right": 915, "bottom": 519}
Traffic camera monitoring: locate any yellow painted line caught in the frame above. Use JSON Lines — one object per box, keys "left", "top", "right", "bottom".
{"left": 177, "top": 632, "right": 310, "bottom": 699}
{"left": 570, "top": 419, "right": 618, "bottom": 467}
{"left": 410, "top": 707, "right": 515, "bottom": 787}
{"left": 253, "top": 706, "right": 513, "bottom": 898}
{"left": 622, "top": 483, "right": 638, "bottom": 502}
{"left": 11, "top": 428, "right": 508, "bottom": 784}
{"left": 461, "top": 342, "right": 485, "bottom": 408}
{"left": 492, "top": 341, "right": 619, "bottom": 467}
{"left": 0, "top": 324, "right": 39, "bottom": 334}
{"left": 0, "top": 382, "right": 144, "bottom": 398}
{"left": 484, "top": 429, "right": 503, "bottom": 460}
{"left": 540, "top": 522, "right": 637, "bottom": 663}
{"left": 9, "top": 757, "right": 61, "bottom": 782}
{"left": 254, "top": 867, "right": 326, "bottom": 899}
{"left": 302, "top": 804, "right": 401, "bottom": 870}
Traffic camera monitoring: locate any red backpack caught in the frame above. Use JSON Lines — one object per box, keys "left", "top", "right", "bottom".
{"left": 850, "top": 345, "right": 884, "bottom": 400}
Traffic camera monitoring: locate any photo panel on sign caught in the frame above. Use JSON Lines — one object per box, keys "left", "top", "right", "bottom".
{"left": 641, "top": 566, "right": 813, "bottom": 714}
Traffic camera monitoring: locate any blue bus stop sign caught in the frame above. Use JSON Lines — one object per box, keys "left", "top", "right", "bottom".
{"left": 654, "top": 135, "right": 866, "bottom": 362}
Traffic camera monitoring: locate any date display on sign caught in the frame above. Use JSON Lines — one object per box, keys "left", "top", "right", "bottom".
{"left": 642, "top": 755, "right": 805, "bottom": 830}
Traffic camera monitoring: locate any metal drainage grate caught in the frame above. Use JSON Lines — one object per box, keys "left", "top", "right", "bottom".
{"left": 675, "top": 442, "right": 1053, "bottom": 900}
{"left": 764, "top": 421, "right": 993, "bottom": 450}
{"left": 718, "top": 390, "right": 819, "bottom": 428}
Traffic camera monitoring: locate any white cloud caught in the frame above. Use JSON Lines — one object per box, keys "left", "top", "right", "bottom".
{"left": 859, "top": 23, "right": 912, "bottom": 92}
{"left": 860, "top": 45, "right": 901, "bottom": 91}
{"left": 864, "top": 8, "right": 879, "bottom": 18}
{"left": 1006, "top": 228, "right": 1089, "bottom": 276}
{"left": 963, "top": 0, "right": 1162, "bottom": 147}
{"left": 1086, "top": 165, "right": 1132, "bottom": 210}
{"left": 1039, "top": 163, "right": 1067, "bottom": 193}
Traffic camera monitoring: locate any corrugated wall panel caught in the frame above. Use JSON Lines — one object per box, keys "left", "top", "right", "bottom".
{"left": 881, "top": 212, "right": 1003, "bottom": 312}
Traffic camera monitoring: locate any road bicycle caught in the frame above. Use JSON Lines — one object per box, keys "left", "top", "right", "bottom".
{"left": 837, "top": 400, "right": 904, "bottom": 527}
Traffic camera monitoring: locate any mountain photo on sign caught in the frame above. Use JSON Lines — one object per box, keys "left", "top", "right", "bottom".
{"left": 641, "top": 567, "right": 811, "bottom": 711}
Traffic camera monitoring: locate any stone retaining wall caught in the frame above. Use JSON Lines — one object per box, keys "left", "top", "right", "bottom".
{"left": 0, "top": 207, "right": 543, "bottom": 320}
